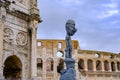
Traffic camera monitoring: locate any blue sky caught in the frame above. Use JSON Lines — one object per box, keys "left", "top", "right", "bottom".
{"left": 37, "top": 0, "right": 120, "bottom": 53}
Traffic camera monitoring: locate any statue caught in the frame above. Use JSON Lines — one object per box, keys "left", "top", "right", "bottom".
{"left": 65, "top": 19, "right": 77, "bottom": 58}
{"left": 60, "top": 19, "right": 77, "bottom": 80}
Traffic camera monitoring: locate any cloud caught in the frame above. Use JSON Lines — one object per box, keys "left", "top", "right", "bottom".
{"left": 57, "top": 0, "right": 82, "bottom": 5}
{"left": 97, "top": 9, "right": 119, "bottom": 19}
{"left": 37, "top": 0, "right": 120, "bottom": 53}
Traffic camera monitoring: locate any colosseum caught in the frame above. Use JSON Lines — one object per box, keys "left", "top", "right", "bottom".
{"left": 36, "top": 39, "right": 120, "bottom": 80}
{"left": 0, "top": 0, "right": 120, "bottom": 80}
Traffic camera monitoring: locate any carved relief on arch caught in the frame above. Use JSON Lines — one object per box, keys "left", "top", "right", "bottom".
{"left": 4, "top": 28, "right": 14, "bottom": 43}
{"left": 16, "top": 32, "right": 27, "bottom": 46}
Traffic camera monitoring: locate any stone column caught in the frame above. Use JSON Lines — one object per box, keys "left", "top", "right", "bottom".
{"left": 109, "top": 61, "right": 112, "bottom": 72}
{"left": 75, "top": 60, "right": 79, "bottom": 80}
{"left": 53, "top": 48, "right": 58, "bottom": 79}
{"left": 115, "top": 62, "right": 118, "bottom": 72}
{"left": 54, "top": 60, "right": 58, "bottom": 80}
{"left": 84, "top": 59, "right": 88, "bottom": 71}
{"left": 93, "top": 60, "right": 96, "bottom": 71}
{"left": 0, "top": 7, "right": 6, "bottom": 79}
{"left": 101, "top": 61, "right": 105, "bottom": 71}
{"left": 0, "top": 20, "right": 4, "bottom": 79}
{"left": 42, "top": 48, "right": 46, "bottom": 80}
{"left": 30, "top": 20, "right": 38, "bottom": 79}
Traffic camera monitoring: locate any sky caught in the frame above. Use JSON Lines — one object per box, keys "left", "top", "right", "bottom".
{"left": 37, "top": 0, "right": 120, "bottom": 53}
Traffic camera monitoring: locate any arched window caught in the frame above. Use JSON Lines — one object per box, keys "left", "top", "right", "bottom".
{"left": 111, "top": 62, "right": 115, "bottom": 71}
{"left": 56, "top": 51, "right": 64, "bottom": 58}
{"left": 96, "top": 60, "right": 102, "bottom": 71}
{"left": 37, "top": 58, "right": 43, "bottom": 76}
{"left": 57, "top": 58, "right": 64, "bottom": 73}
{"left": 37, "top": 58, "right": 43, "bottom": 70}
{"left": 104, "top": 60, "right": 109, "bottom": 71}
{"left": 46, "top": 58, "right": 54, "bottom": 71}
{"left": 95, "top": 53, "right": 100, "bottom": 58}
{"left": 78, "top": 59, "right": 84, "bottom": 71}
{"left": 87, "top": 59, "right": 93, "bottom": 70}
{"left": 117, "top": 62, "right": 120, "bottom": 71}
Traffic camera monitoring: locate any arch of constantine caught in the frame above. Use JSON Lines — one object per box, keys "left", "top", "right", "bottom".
{"left": 0, "top": 0, "right": 120, "bottom": 80}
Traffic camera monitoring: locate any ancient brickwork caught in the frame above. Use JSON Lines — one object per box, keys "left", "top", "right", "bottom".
{"left": 0, "top": 0, "right": 41, "bottom": 80}
{"left": 37, "top": 39, "right": 120, "bottom": 80}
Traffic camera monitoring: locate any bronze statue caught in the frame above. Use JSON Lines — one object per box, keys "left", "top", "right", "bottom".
{"left": 65, "top": 19, "right": 77, "bottom": 58}
{"left": 60, "top": 19, "right": 77, "bottom": 80}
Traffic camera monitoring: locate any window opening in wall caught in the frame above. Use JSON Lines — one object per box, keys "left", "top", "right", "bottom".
{"left": 104, "top": 60, "right": 109, "bottom": 71}
{"left": 37, "top": 58, "right": 42, "bottom": 70}
{"left": 111, "top": 62, "right": 115, "bottom": 71}
{"left": 95, "top": 53, "right": 100, "bottom": 58}
{"left": 57, "top": 58, "right": 64, "bottom": 73}
{"left": 110, "top": 55, "right": 114, "bottom": 59}
{"left": 58, "top": 42, "right": 62, "bottom": 49}
{"left": 96, "top": 60, "right": 102, "bottom": 70}
{"left": 46, "top": 58, "right": 53, "bottom": 71}
{"left": 56, "top": 51, "right": 64, "bottom": 58}
{"left": 117, "top": 62, "right": 120, "bottom": 71}
{"left": 87, "top": 59, "right": 93, "bottom": 70}
{"left": 78, "top": 59, "right": 84, "bottom": 71}
{"left": 37, "top": 58, "right": 43, "bottom": 76}
{"left": 38, "top": 42, "right": 41, "bottom": 46}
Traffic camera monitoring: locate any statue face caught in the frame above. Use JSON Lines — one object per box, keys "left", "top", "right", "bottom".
{"left": 65, "top": 19, "right": 77, "bottom": 36}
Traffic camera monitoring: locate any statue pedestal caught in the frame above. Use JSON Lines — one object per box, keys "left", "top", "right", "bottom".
{"left": 60, "top": 58, "right": 76, "bottom": 80}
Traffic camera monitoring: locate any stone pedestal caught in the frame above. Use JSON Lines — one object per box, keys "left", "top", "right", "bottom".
{"left": 60, "top": 58, "right": 76, "bottom": 80}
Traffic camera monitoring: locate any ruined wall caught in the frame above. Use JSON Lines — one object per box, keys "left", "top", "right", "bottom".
{"left": 36, "top": 39, "right": 120, "bottom": 80}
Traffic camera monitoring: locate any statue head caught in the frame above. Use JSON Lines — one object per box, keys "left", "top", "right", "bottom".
{"left": 65, "top": 19, "right": 77, "bottom": 36}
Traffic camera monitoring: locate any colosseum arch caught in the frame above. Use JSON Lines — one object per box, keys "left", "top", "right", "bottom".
{"left": 78, "top": 59, "right": 84, "bottom": 71}
{"left": 96, "top": 60, "right": 102, "bottom": 71}
{"left": 3, "top": 55, "right": 22, "bottom": 80}
{"left": 104, "top": 60, "right": 109, "bottom": 71}
{"left": 87, "top": 59, "right": 93, "bottom": 70}
{"left": 37, "top": 58, "right": 43, "bottom": 76}
{"left": 46, "top": 58, "right": 54, "bottom": 71}
{"left": 111, "top": 62, "right": 116, "bottom": 71}
{"left": 117, "top": 62, "right": 120, "bottom": 71}
{"left": 57, "top": 58, "right": 64, "bottom": 73}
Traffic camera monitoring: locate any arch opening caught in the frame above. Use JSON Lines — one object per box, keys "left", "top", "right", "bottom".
{"left": 117, "top": 62, "right": 120, "bottom": 71}
{"left": 87, "top": 59, "right": 93, "bottom": 70}
{"left": 96, "top": 60, "right": 102, "bottom": 71}
{"left": 111, "top": 62, "right": 115, "bottom": 71}
{"left": 78, "top": 59, "right": 84, "bottom": 71}
{"left": 3, "top": 55, "right": 22, "bottom": 80}
{"left": 104, "top": 60, "right": 109, "bottom": 71}
{"left": 37, "top": 58, "right": 43, "bottom": 77}
{"left": 46, "top": 58, "right": 54, "bottom": 71}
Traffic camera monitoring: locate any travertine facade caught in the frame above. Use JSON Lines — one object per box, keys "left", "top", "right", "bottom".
{"left": 0, "top": 0, "right": 120, "bottom": 80}
{"left": 37, "top": 39, "right": 120, "bottom": 80}
{"left": 0, "top": 0, "right": 41, "bottom": 79}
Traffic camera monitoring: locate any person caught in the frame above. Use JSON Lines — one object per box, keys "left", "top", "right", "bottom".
{"left": 65, "top": 19, "right": 77, "bottom": 58}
